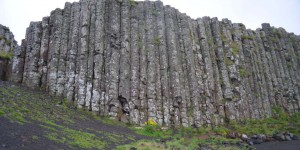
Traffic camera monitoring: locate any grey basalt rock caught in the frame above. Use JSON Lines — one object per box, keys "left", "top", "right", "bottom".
{"left": 8, "top": 0, "right": 300, "bottom": 127}
{"left": 0, "top": 24, "right": 17, "bottom": 81}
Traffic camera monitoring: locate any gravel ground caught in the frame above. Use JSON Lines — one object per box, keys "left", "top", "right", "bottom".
{"left": 254, "top": 140, "right": 300, "bottom": 150}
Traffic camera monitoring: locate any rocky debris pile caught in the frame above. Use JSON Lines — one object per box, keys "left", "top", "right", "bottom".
{"left": 8, "top": 0, "right": 300, "bottom": 127}
{"left": 227, "top": 131, "right": 299, "bottom": 146}
{"left": 0, "top": 24, "right": 18, "bottom": 81}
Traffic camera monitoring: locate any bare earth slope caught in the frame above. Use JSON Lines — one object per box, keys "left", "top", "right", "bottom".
{"left": 0, "top": 81, "right": 150, "bottom": 150}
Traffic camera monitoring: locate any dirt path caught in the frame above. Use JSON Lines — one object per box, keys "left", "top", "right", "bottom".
{"left": 0, "top": 81, "right": 150, "bottom": 150}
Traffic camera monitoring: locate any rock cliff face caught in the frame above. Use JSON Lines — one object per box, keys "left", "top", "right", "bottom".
{"left": 10, "top": 0, "right": 300, "bottom": 127}
{"left": 0, "top": 25, "right": 18, "bottom": 81}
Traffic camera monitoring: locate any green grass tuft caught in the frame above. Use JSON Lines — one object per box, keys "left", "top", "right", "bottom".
{"left": 0, "top": 51, "right": 14, "bottom": 60}
{"left": 42, "top": 120, "right": 106, "bottom": 149}
{"left": 241, "top": 35, "right": 253, "bottom": 41}
{"left": 231, "top": 42, "right": 239, "bottom": 55}
{"left": 0, "top": 110, "right": 4, "bottom": 116}
{"left": 132, "top": 125, "right": 171, "bottom": 138}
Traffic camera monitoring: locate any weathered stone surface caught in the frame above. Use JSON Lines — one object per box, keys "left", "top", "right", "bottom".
{"left": 0, "top": 25, "right": 18, "bottom": 82}
{"left": 8, "top": 0, "right": 300, "bottom": 127}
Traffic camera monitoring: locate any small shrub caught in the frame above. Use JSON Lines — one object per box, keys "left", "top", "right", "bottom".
{"left": 212, "top": 126, "right": 229, "bottom": 136}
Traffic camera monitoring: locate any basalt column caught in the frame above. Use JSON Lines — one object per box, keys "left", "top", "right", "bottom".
{"left": 10, "top": 0, "right": 300, "bottom": 127}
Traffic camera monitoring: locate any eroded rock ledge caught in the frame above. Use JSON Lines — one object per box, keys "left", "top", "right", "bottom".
{"left": 9, "top": 0, "right": 300, "bottom": 127}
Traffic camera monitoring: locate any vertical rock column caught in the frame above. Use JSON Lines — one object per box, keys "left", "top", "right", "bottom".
{"left": 38, "top": 17, "right": 50, "bottom": 88}
{"left": 0, "top": 25, "right": 18, "bottom": 81}
{"left": 65, "top": 2, "right": 81, "bottom": 101}
{"left": 106, "top": 0, "right": 121, "bottom": 119}
{"left": 129, "top": 0, "right": 140, "bottom": 125}
{"left": 22, "top": 22, "right": 42, "bottom": 88}
{"left": 118, "top": 0, "right": 131, "bottom": 122}
{"left": 76, "top": 0, "right": 91, "bottom": 108}
{"left": 56, "top": 2, "right": 72, "bottom": 97}
{"left": 47, "top": 8, "right": 63, "bottom": 95}
{"left": 144, "top": 1, "right": 157, "bottom": 122}
{"left": 11, "top": 42, "right": 24, "bottom": 83}
{"left": 91, "top": 0, "right": 105, "bottom": 112}
{"left": 155, "top": 2, "right": 171, "bottom": 126}
{"left": 136, "top": 1, "right": 147, "bottom": 125}
{"left": 196, "top": 18, "right": 220, "bottom": 125}
{"left": 86, "top": 0, "right": 96, "bottom": 110}
{"left": 202, "top": 17, "right": 225, "bottom": 124}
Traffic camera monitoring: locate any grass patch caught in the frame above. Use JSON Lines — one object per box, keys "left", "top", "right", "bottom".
{"left": 225, "top": 57, "right": 233, "bottom": 66}
{"left": 0, "top": 110, "right": 4, "bottom": 116}
{"left": 241, "top": 35, "right": 253, "bottom": 41}
{"left": 118, "top": 136, "right": 245, "bottom": 150}
{"left": 132, "top": 124, "right": 172, "bottom": 138}
{"left": 153, "top": 36, "right": 161, "bottom": 46}
{"left": 239, "top": 67, "right": 250, "bottom": 77}
{"left": 287, "top": 62, "right": 292, "bottom": 69}
{"left": 228, "top": 107, "right": 300, "bottom": 136}
{"left": 129, "top": 0, "right": 138, "bottom": 6}
{"left": 41, "top": 120, "right": 106, "bottom": 149}
{"left": 231, "top": 42, "right": 239, "bottom": 55}
{"left": 0, "top": 51, "right": 14, "bottom": 60}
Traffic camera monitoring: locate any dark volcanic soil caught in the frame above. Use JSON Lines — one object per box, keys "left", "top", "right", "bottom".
{"left": 0, "top": 81, "right": 150, "bottom": 150}
{"left": 254, "top": 140, "right": 300, "bottom": 150}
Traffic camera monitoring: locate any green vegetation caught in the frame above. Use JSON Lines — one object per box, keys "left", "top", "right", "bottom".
{"left": 221, "top": 32, "right": 227, "bottom": 42}
{"left": 208, "top": 39, "right": 213, "bottom": 47}
{"left": 41, "top": 121, "right": 106, "bottom": 149}
{"left": 231, "top": 42, "right": 239, "bottom": 55}
{"left": 117, "top": 134, "right": 244, "bottom": 150}
{"left": 153, "top": 36, "right": 161, "bottom": 46}
{"left": 241, "top": 35, "right": 253, "bottom": 41}
{"left": 0, "top": 110, "right": 4, "bottom": 116}
{"left": 132, "top": 125, "right": 171, "bottom": 138}
{"left": 129, "top": 0, "right": 138, "bottom": 7}
{"left": 4, "top": 39, "right": 11, "bottom": 45}
{"left": 272, "top": 28, "right": 282, "bottom": 38}
{"left": 0, "top": 51, "right": 14, "bottom": 60}
{"left": 287, "top": 62, "right": 292, "bottom": 69}
{"left": 2, "top": 80, "right": 300, "bottom": 150}
{"left": 239, "top": 67, "right": 250, "bottom": 77}
{"left": 0, "top": 84, "right": 132, "bottom": 149}
{"left": 228, "top": 107, "right": 300, "bottom": 136}
{"left": 225, "top": 57, "right": 233, "bottom": 66}
{"left": 270, "top": 37, "right": 278, "bottom": 43}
